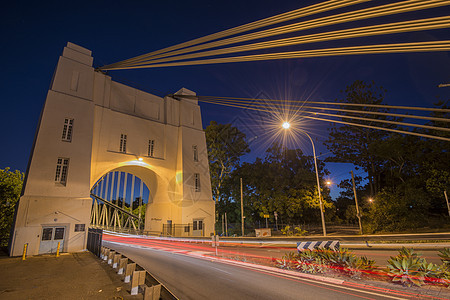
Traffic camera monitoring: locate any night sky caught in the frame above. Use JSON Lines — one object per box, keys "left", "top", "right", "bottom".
{"left": 2, "top": 0, "right": 449, "bottom": 198}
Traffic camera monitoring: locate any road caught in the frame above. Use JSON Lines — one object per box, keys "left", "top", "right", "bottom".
{"left": 103, "top": 234, "right": 447, "bottom": 300}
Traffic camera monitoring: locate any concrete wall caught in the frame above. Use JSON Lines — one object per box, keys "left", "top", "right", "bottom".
{"left": 10, "top": 42, "right": 214, "bottom": 256}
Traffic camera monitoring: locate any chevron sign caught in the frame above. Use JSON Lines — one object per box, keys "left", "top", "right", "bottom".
{"left": 297, "top": 241, "right": 340, "bottom": 252}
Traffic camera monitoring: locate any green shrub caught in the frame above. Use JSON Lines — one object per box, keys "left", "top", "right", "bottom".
{"left": 281, "top": 225, "right": 307, "bottom": 236}
{"left": 296, "top": 249, "right": 325, "bottom": 274}
{"left": 323, "top": 247, "right": 357, "bottom": 273}
{"left": 294, "top": 226, "right": 308, "bottom": 236}
{"left": 386, "top": 256, "right": 425, "bottom": 287}
{"left": 419, "top": 262, "right": 442, "bottom": 281}
{"left": 395, "top": 247, "right": 422, "bottom": 261}
{"left": 276, "top": 252, "right": 299, "bottom": 270}
{"left": 281, "top": 225, "right": 292, "bottom": 236}
{"left": 438, "top": 248, "right": 450, "bottom": 266}
{"left": 348, "top": 256, "right": 377, "bottom": 279}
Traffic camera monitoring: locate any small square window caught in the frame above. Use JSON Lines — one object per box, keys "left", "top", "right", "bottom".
{"left": 74, "top": 224, "right": 85, "bottom": 232}
{"left": 42, "top": 228, "right": 53, "bottom": 241}
{"left": 54, "top": 227, "right": 65, "bottom": 240}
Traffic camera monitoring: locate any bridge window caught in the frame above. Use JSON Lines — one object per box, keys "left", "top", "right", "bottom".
{"left": 55, "top": 158, "right": 69, "bottom": 185}
{"left": 148, "top": 139, "right": 155, "bottom": 157}
{"left": 193, "top": 145, "right": 198, "bottom": 162}
{"left": 194, "top": 173, "right": 200, "bottom": 192}
{"left": 120, "top": 134, "right": 127, "bottom": 153}
{"left": 61, "top": 118, "right": 74, "bottom": 142}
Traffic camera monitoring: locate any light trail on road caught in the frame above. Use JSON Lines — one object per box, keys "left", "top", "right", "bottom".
{"left": 103, "top": 233, "right": 449, "bottom": 300}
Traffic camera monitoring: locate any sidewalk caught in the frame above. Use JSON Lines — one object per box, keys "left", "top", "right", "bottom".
{"left": 0, "top": 249, "right": 139, "bottom": 300}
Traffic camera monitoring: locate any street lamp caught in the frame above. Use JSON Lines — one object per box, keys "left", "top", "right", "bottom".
{"left": 282, "top": 122, "right": 327, "bottom": 236}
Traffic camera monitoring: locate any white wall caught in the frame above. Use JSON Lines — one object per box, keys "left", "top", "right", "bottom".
{"left": 11, "top": 42, "right": 215, "bottom": 256}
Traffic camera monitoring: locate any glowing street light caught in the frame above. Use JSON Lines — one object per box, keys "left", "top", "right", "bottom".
{"left": 326, "top": 181, "right": 332, "bottom": 186}
{"left": 282, "top": 122, "right": 327, "bottom": 236}
{"left": 368, "top": 198, "right": 373, "bottom": 203}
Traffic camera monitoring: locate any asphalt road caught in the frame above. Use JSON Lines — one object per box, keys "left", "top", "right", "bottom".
{"left": 222, "top": 245, "right": 444, "bottom": 265}
{"left": 103, "top": 235, "right": 444, "bottom": 300}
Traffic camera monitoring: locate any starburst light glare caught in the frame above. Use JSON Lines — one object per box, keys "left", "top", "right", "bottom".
{"left": 282, "top": 122, "right": 290, "bottom": 129}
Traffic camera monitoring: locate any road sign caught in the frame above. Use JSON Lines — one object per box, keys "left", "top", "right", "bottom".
{"left": 263, "top": 214, "right": 269, "bottom": 218}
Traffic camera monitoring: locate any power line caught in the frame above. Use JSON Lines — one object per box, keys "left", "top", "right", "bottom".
{"left": 101, "top": 0, "right": 450, "bottom": 70}
{"left": 99, "top": 0, "right": 370, "bottom": 69}
{"left": 101, "top": 41, "right": 450, "bottom": 70}
{"left": 187, "top": 96, "right": 450, "bottom": 123}
{"left": 187, "top": 95, "right": 450, "bottom": 113}
{"left": 197, "top": 97, "right": 450, "bottom": 132}
{"left": 189, "top": 97, "right": 450, "bottom": 142}
{"left": 119, "top": 16, "right": 450, "bottom": 67}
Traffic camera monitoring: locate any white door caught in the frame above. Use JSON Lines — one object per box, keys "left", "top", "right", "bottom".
{"left": 39, "top": 226, "right": 65, "bottom": 254}
{"left": 193, "top": 219, "right": 204, "bottom": 236}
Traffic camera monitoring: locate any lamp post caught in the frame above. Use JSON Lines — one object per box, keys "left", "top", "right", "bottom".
{"left": 282, "top": 122, "right": 327, "bottom": 236}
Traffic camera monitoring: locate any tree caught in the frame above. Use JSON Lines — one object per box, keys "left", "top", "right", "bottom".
{"left": 0, "top": 168, "right": 24, "bottom": 247}
{"left": 334, "top": 175, "right": 367, "bottom": 222}
{"left": 324, "top": 80, "right": 399, "bottom": 196}
{"left": 233, "top": 143, "right": 332, "bottom": 225}
{"left": 363, "top": 187, "right": 430, "bottom": 233}
{"left": 205, "top": 121, "right": 250, "bottom": 203}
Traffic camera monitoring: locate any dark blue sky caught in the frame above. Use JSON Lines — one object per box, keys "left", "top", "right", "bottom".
{"left": 2, "top": 0, "right": 449, "bottom": 198}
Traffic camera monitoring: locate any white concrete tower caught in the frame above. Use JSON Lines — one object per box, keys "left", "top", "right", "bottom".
{"left": 10, "top": 43, "right": 214, "bottom": 256}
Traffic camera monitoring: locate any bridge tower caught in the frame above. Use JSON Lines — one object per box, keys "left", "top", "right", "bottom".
{"left": 10, "top": 42, "right": 214, "bottom": 256}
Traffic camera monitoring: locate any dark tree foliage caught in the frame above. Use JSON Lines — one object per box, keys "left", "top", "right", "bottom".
{"left": 228, "top": 143, "right": 332, "bottom": 225}
{"left": 324, "top": 80, "right": 399, "bottom": 196}
{"left": 205, "top": 121, "right": 250, "bottom": 204}
{"left": 0, "top": 168, "right": 24, "bottom": 247}
{"left": 328, "top": 87, "right": 449, "bottom": 232}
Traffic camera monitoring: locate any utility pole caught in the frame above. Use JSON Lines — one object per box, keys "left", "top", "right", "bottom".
{"left": 274, "top": 211, "right": 278, "bottom": 231}
{"left": 351, "top": 170, "right": 363, "bottom": 235}
{"left": 225, "top": 212, "right": 228, "bottom": 236}
{"left": 221, "top": 214, "right": 224, "bottom": 235}
{"left": 138, "top": 196, "right": 142, "bottom": 231}
{"left": 240, "top": 177, "right": 244, "bottom": 237}
{"left": 444, "top": 190, "right": 450, "bottom": 217}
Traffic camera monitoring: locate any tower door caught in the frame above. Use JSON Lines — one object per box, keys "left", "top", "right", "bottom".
{"left": 192, "top": 219, "right": 204, "bottom": 236}
{"left": 38, "top": 226, "right": 66, "bottom": 254}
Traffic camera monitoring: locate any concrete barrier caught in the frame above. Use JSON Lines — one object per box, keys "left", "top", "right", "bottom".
{"left": 113, "top": 254, "right": 121, "bottom": 269}
{"left": 107, "top": 251, "right": 115, "bottom": 265}
{"left": 118, "top": 258, "right": 128, "bottom": 275}
{"left": 100, "top": 246, "right": 178, "bottom": 299}
{"left": 131, "top": 270, "right": 146, "bottom": 295}
{"left": 124, "top": 262, "right": 136, "bottom": 283}
{"left": 144, "top": 284, "right": 161, "bottom": 300}
{"left": 103, "top": 249, "right": 110, "bottom": 261}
